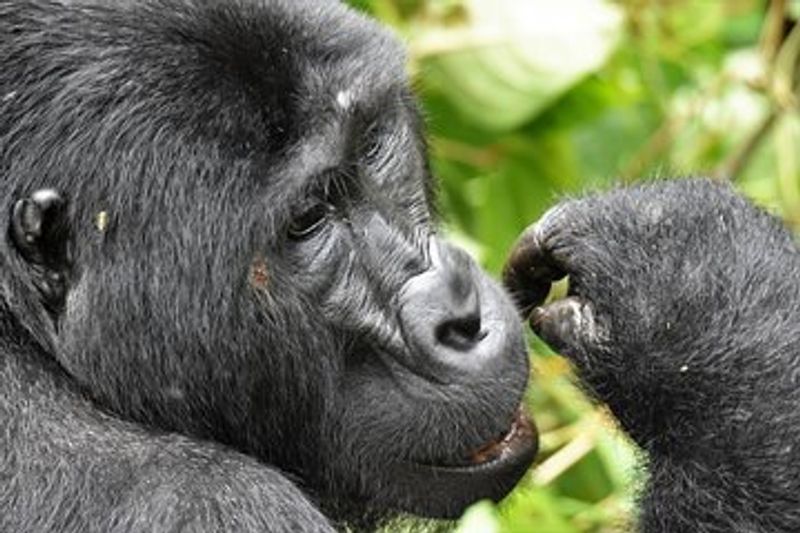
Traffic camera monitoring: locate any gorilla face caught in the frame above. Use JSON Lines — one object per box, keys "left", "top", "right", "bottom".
{"left": 285, "top": 119, "right": 536, "bottom": 516}
{"left": 3, "top": 0, "right": 535, "bottom": 520}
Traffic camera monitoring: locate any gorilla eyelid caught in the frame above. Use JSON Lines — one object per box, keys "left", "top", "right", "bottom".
{"left": 287, "top": 201, "right": 333, "bottom": 241}
{"left": 362, "top": 118, "right": 398, "bottom": 162}
{"left": 363, "top": 131, "right": 384, "bottom": 162}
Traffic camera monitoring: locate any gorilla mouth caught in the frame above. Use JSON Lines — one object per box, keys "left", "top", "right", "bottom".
{"left": 463, "top": 408, "right": 536, "bottom": 467}
{"left": 387, "top": 407, "right": 538, "bottom": 519}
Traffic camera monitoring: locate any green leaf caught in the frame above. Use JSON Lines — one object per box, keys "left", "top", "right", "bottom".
{"left": 456, "top": 500, "right": 501, "bottom": 533}
{"left": 421, "top": 0, "right": 624, "bottom": 131}
{"left": 498, "top": 485, "right": 581, "bottom": 533}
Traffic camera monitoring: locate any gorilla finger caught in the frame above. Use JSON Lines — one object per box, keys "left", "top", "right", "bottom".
{"left": 529, "top": 297, "right": 598, "bottom": 354}
{"left": 503, "top": 224, "right": 566, "bottom": 317}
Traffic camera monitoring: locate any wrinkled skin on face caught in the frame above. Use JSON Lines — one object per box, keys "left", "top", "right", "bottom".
{"left": 0, "top": 0, "right": 535, "bottom": 528}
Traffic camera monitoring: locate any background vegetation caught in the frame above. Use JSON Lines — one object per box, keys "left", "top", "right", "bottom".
{"left": 346, "top": 1, "right": 800, "bottom": 531}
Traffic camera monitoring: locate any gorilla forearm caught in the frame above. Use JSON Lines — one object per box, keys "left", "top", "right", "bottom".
{"left": 505, "top": 179, "right": 800, "bottom": 532}
{"left": 0, "top": 346, "right": 333, "bottom": 533}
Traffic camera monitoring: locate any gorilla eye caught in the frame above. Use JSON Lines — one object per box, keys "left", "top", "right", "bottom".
{"left": 288, "top": 202, "right": 331, "bottom": 240}
{"left": 362, "top": 121, "right": 390, "bottom": 165}
{"left": 364, "top": 135, "right": 383, "bottom": 163}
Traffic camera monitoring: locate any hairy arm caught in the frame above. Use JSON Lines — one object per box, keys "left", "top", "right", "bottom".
{"left": 505, "top": 179, "right": 800, "bottom": 533}
{"left": 0, "top": 337, "right": 334, "bottom": 533}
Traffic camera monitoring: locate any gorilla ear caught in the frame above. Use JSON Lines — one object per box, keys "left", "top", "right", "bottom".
{"left": 10, "top": 189, "right": 71, "bottom": 311}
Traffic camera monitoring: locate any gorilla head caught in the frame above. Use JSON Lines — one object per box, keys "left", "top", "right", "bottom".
{"left": 0, "top": 0, "right": 536, "bottom": 521}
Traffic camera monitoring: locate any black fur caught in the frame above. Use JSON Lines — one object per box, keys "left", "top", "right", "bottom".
{"left": 0, "top": 1, "right": 534, "bottom": 531}
{"left": 505, "top": 179, "right": 800, "bottom": 532}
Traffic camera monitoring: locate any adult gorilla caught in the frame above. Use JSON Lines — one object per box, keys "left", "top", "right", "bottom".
{"left": 0, "top": 0, "right": 536, "bottom": 531}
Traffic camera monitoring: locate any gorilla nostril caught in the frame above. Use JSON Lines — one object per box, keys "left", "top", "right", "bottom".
{"left": 436, "top": 315, "right": 484, "bottom": 351}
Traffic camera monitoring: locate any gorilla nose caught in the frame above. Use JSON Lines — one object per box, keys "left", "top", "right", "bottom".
{"left": 434, "top": 285, "right": 483, "bottom": 351}
{"left": 398, "top": 241, "right": 505, "bottom": 381}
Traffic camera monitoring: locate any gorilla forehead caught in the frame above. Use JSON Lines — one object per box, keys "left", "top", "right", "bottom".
{"left": 200, "top": 1, "right": 404, "bottom": 137}
{"left": 0, "top": 0, "right": 407, "bottom": 182}
{"left": 160, "top": 0, "right": 411, "bottom": 143}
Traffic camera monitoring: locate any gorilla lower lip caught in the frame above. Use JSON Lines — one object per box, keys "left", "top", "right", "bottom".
{"left": 385, "top": 407, "right": 537, "bottom": 518}
{"left": 468, "top": 408, "right": 533, "bottom": 466}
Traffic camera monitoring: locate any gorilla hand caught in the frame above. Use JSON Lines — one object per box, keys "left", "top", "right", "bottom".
{"left": 504, "top": 179, "right": 800, "bottom": 452}
{"left": 504, "top": 178, "right": 800, "bottom": 532}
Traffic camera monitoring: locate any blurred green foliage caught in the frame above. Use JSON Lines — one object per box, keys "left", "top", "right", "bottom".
{"left": 346, "top": 0, "right": 800, "bottom": 531}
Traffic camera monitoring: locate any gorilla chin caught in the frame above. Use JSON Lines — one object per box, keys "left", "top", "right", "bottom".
{"left": 390, "top": 408, "right": 538, "bottom": 518}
